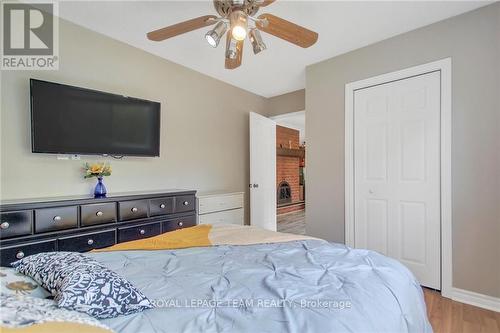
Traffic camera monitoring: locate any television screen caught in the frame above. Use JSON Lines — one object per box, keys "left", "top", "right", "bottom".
{"left": 30, "top": 79, "right": 161, "bottom": 156}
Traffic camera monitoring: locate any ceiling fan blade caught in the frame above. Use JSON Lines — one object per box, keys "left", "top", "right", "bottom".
{"left": 225, "top": 34, "right": 244, "bottom": 70}
{"left": 256, "top": 13, "right": 318, "bottom": 48}
{"left": 259, "top": 0, "right": 276, "bottom": 7}
{"left": 147, "top": 15, "right": 218, "bottom": 41}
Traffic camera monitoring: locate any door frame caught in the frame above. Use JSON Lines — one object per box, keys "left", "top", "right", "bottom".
{"left": 344, "top": 58, "right": 452, "bottom": 298}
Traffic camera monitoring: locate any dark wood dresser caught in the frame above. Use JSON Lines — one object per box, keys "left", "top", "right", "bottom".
{"left": 0, "top": 189, "right": 196, "bottom": 266}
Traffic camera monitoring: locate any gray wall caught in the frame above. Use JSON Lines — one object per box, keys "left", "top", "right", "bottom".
{"left": 306, "top": 3, "right": 500, "bottom": 298}
{"left": 0, "top": 18, "right": 268, "bottom": 225}
{"left": 266, "top": 89, "right": 305, "bottom": 117}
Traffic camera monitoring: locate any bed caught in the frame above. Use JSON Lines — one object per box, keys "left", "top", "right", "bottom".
{"left": 87, "top": 224, "right": 431, "bottom": 333}
{"left": 1, "top": 223, "right": 432, "bottom": 333}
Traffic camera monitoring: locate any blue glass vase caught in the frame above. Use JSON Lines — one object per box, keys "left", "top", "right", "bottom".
{"left": 94, "top": 177, "right": 107, "bottom": 198}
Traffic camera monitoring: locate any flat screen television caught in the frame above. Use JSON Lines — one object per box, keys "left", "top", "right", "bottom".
{"left": 30, "top": 79, "right": 161, "bottom": 156}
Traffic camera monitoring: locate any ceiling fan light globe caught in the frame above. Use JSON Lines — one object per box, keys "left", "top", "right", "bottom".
{"left": 232, "top": 26, "right": 247, "bottom": 41}
{"left": 205, "top": 21, "right": 227, "bottom": 48}
{"left": 229, "top": 10, "right": 247, "bottom": 41}
{"left": 249, "top": 28, "right": 266, "bottom": 54}
{"left": 205, "top": 33, "right": 218, "bottom": 47}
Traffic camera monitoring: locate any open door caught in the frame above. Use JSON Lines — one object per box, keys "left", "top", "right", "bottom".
{"left": 249, "top": 112, "right": 276, "bottom": 231}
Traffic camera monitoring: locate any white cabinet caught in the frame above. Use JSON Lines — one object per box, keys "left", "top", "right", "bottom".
{"left": 197, "top": 192, "right": 244, "bottom": 225}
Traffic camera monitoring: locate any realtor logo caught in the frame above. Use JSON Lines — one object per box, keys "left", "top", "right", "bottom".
{"left": 1, "top": 1, "right": 59, "bottom": 70}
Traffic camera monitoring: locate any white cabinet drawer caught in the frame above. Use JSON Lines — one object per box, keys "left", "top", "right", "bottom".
{"left": 198, "top": 193, "right": 244, "bottom": 215}
{"left": 198, "top": 208, "right": 244, "bottom": 225}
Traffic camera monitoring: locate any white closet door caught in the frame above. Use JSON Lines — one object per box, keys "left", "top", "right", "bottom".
{"left": 354, "top": 71, "right": 441, "bottom": 289}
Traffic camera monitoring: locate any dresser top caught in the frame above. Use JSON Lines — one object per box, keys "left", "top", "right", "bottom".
{"left": 0, "top": 189, "right": 196, "bottom": 210}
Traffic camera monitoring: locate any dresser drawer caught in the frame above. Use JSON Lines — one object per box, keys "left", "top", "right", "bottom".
{"left": 81, "top": 203, "right": 117, "bottom": 227}
{"left": 118, "top": 200, "right": 148, "bottom": 221}
{"left": 58, "top": 230, "right": 116, "bottom": 252}
{"left": 149, "top": 197, "right": 174, "bottom": 217}
{"left": 118, "top": 222, "right": 160, "bottom": 243}
{"left": 0, "top": 211, "right": 33, "bottom": 239}
{"left": 34, "top": 206, "right": 77, "bottom": 233}
{"left": 175, "top": 195, "right": 195, "bottom": 213}
{"left": 0, "top": 240, "right": 56, "bottom": 266}
{"left": 198, "top": 208, "right": 244, "bottom": 226}
{"left": 162, "top": 215, "right": 196, "bottom": 233}
{"left": 198, "top": 193, "right": 244, "bottom": 215}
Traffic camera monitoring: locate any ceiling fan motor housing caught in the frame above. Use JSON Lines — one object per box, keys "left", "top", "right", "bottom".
{"left": 213, "top": 0, "right": 260, "bottom": 17}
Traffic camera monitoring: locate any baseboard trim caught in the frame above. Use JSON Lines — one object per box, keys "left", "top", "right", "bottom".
{"left": 451, "top": 288, "right": 500, "bottom": 312}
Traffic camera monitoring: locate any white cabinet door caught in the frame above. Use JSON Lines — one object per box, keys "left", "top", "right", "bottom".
{"left": 249, "top": 112, "right": 276, "bottom": 231}
{"left": 354, "top": 71, "right": 441, "bottom": 289}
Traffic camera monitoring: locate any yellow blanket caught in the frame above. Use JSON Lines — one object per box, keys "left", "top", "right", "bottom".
{"left": 0, "top": 322, "right": 112, "bottom": 333}
{"left": 93, "top": 224, "right": 212, "bottom": 252}
{"left": 94, "top": 224, "right": 314, "bottom": 252}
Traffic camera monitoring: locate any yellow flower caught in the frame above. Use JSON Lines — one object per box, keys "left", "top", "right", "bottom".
{"left": 89, "top": 164, "right": 103, "bottom": 174}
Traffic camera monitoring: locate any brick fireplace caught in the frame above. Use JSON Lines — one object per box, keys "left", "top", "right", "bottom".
{"left": 276, "top": 125, "right": 305, "bottom": 215}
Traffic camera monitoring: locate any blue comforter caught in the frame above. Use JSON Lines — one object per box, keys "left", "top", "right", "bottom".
{"left": 87, "top": 240, "right": 432, "bottom": 333}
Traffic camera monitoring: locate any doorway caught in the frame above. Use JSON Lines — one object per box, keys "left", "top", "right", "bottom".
{"left": 271, "top": 111, "right": 306, "bottom": 235}
{"left": 345, "top": 59, "right": 452, "bottom": 295}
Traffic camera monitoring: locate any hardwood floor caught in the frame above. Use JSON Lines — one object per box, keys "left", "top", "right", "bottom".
{"left": 277, "top": 210, "right": 305, "bottom": 235}
{"left": 424, "top": 288, "right": 500, "bottom": 333}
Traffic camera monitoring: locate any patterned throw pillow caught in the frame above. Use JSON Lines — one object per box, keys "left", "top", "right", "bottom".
{"left": 11, "top": 252, "right": 97, "bottom": 294}
{"left": 12, "top": 252, "right": 152, "bottom": 319}
{"left": 0, "top": 294, "right": 112, "bottom": 330}
{"left": 0, "top": 267, "right": 51, "bottom": 299}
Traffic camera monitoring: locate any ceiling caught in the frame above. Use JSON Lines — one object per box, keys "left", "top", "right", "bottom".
{"left": 58, "top": 1, "right": 490, "bottom": 97}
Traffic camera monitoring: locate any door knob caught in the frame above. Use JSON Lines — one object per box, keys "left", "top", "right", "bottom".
{"left": 369, "top": 189, "right": 374, "bottom": 194}
{"left": 250, "top": 184, "right": 259, "bottom": 188}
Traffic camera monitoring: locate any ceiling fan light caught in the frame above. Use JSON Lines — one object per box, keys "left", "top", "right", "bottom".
{"left": 205, "top": 21, "right": 227, "bottom": 48}
{"left": 226, "top": 38, "right": 238, "bottom": 59}
{"left": 229, "top": 10, "right": 247, "bottom": 41}
{"left": 249, "top": 28, "right": 266, "bottom": 54}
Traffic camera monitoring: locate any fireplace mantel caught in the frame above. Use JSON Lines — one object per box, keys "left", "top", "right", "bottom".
{"left": 276, "top": 147, "right": 305, "bottom": 158}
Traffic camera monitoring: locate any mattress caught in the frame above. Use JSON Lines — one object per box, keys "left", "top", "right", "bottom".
{"left": 86, "top": 227, "right": 432, "bottom": 333}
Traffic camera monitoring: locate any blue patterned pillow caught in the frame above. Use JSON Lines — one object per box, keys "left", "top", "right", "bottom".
{"left": 12, "top": 252, "right": 152, "bottom": 319}
{"left": 11, "top": 252, "right": 98, "bottom": 294}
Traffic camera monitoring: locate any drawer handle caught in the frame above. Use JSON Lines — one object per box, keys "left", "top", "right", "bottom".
{"left": 183, "top": 201, "right": 189, "bottom": 206}
{"left": 53, "top": 216, "right": 62, "bottom": 222}
{"left": 131, "top": 207, "right": 138, "bottom": 213}
{"left": 178, "top": 221, "right": 183, "bottom": 227}
{"left": 160, "top": 204, "right": 166, "bottom": 209}
{"left": 87, "top": 239, "right": 94, "bottom": 245}
{"left": 96, "top": 211, "right": 104, "bottom": 217}
{"left": 139, "top": 229, "right": 146, "bottom": 235}
{"left": 0, "top": 222, "right": 9, "bottom": 229}
{"left": 16, "top": 251, "right": 25, "bottom": 259}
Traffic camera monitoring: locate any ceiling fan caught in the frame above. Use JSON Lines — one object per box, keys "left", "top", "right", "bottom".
{"left": 147, "top": 0, "right": 318, "bottom": 69}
